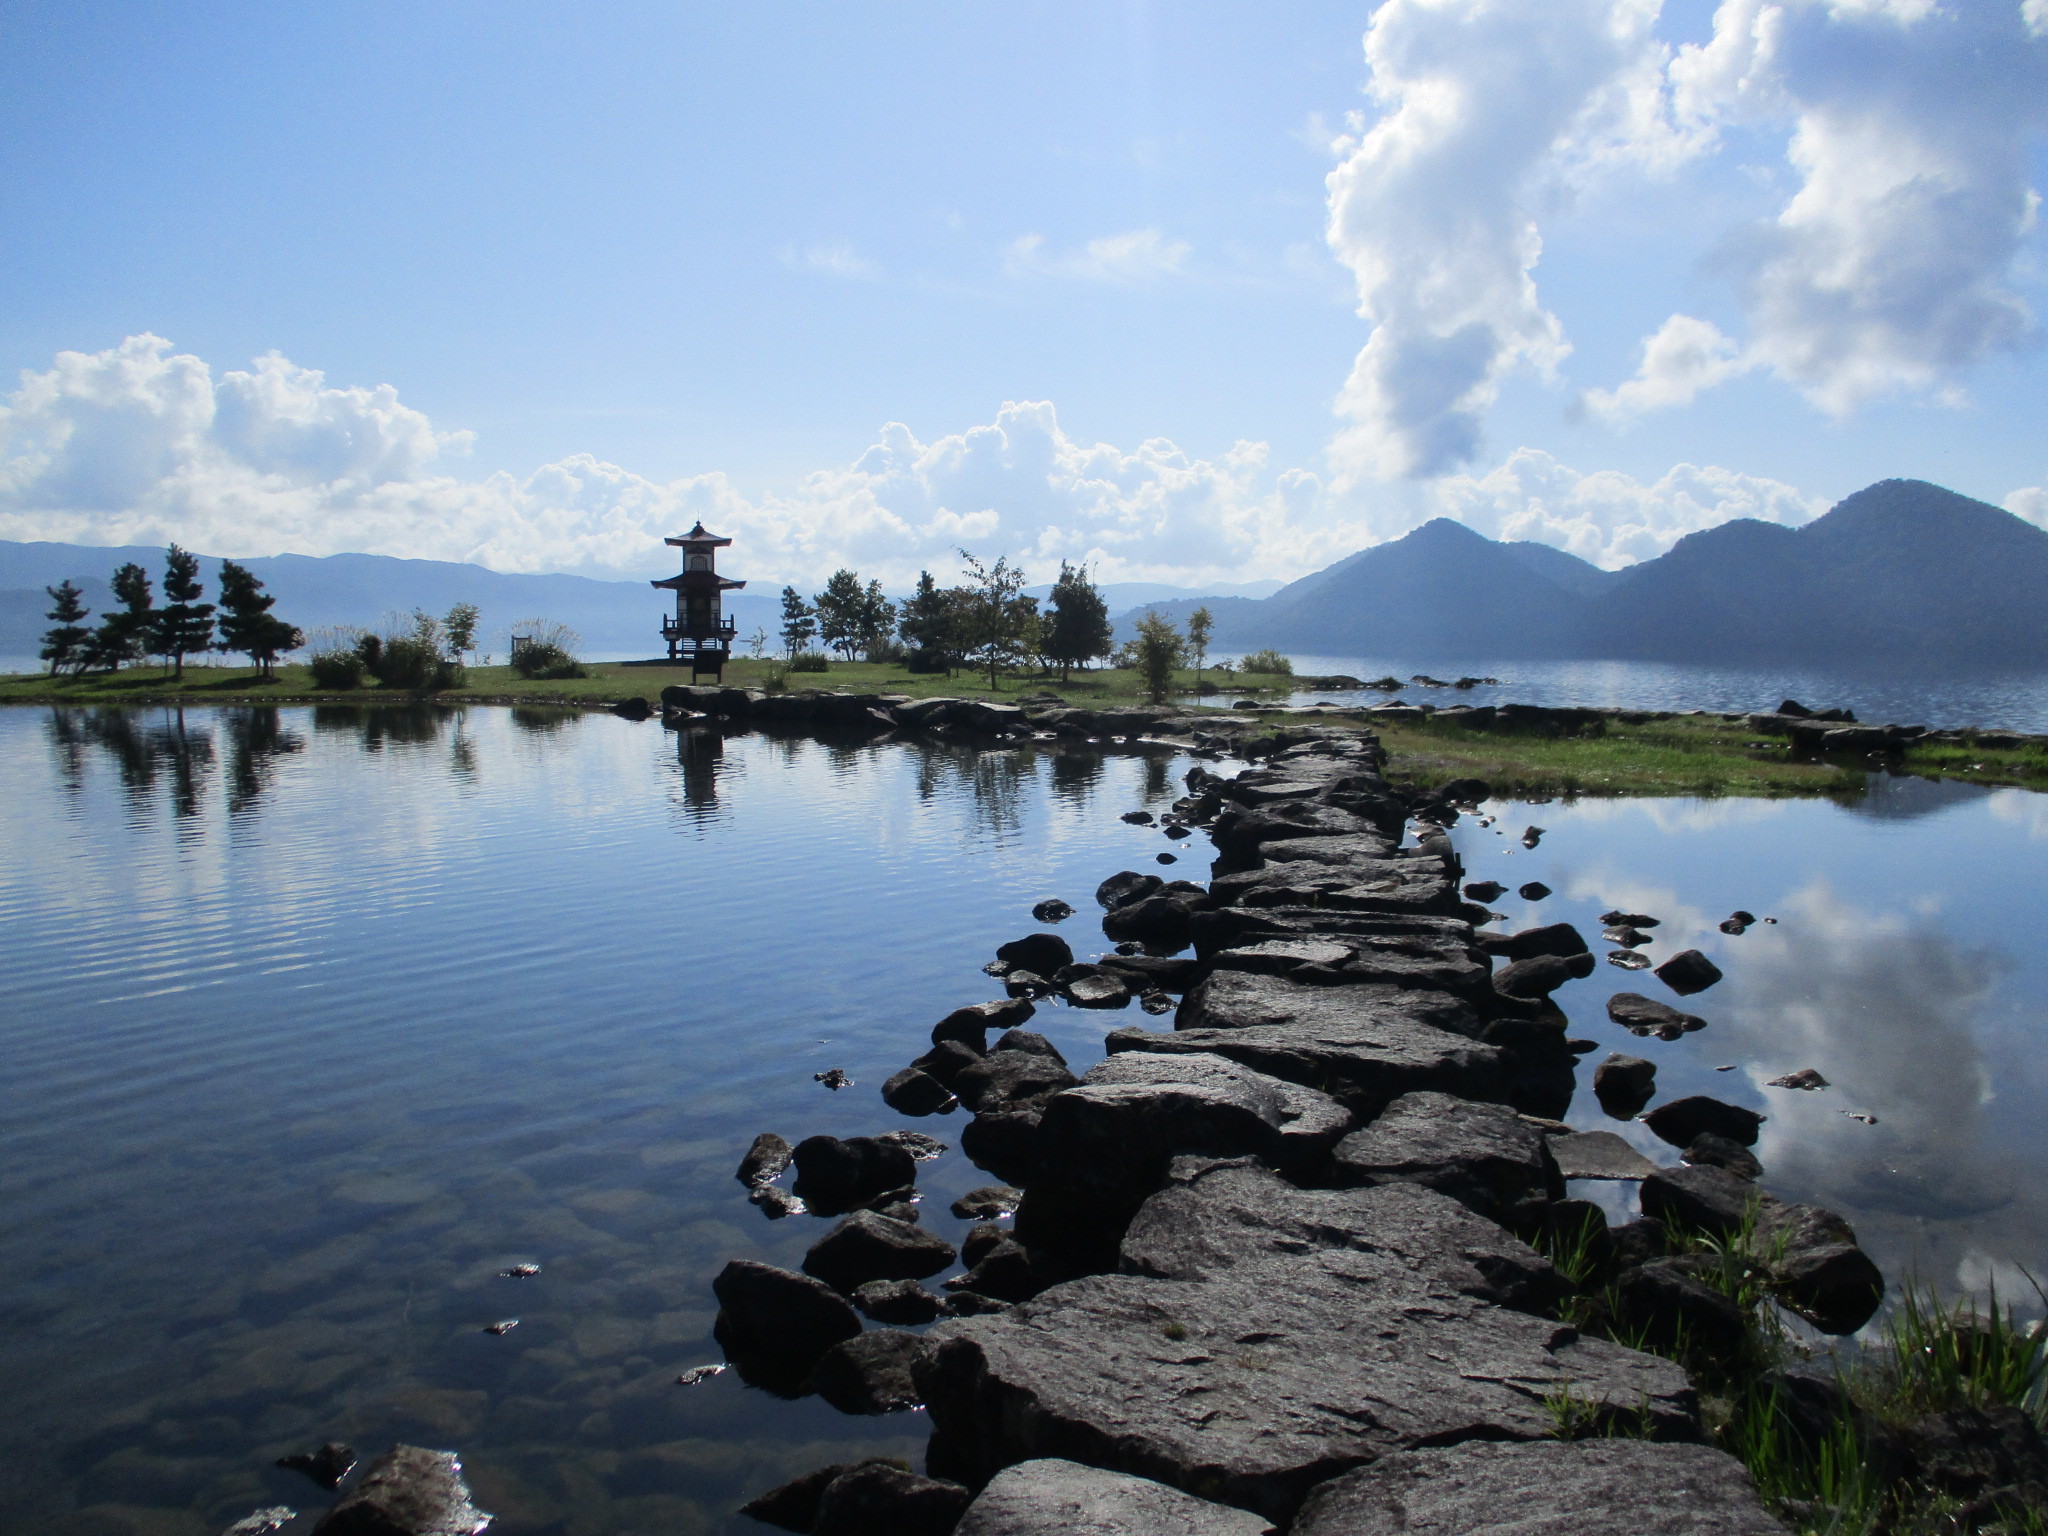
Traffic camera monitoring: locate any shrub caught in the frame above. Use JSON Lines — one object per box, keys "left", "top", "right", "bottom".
{"left": 309, "top": 649, "right": 365, "bottom": 689}
{"left": 508, "top": 620, "right": 587, "bottom": 680}
{"left": 789, "top": 650, "right": 830, "bottom": 673}
{"left": 761, "top": 663, "right": 790, "bottom": 694}
{"left": 1241, "top": 648, "right": 1294, "bottom": 675}
{"left": 905, "top": 648, "right": 951, "bottom": 674}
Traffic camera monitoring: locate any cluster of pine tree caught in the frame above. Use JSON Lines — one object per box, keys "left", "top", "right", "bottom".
{"left": 772, "top": 556, "right": 1117, "bottom": 684}
{"left": 39, "top": 547, "right": 305, "bottom": 680}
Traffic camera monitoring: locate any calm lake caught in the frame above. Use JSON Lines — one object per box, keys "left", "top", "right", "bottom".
{"left": 2, "top": 705, "right": 2044, "bottom": 1536}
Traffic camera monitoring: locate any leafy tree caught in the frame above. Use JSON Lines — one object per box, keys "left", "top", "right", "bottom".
{"left": 779, "top": 586, "right": 817, "bottom": 659}
{"left": 86, "top": 562, "right": 155, "bottom": 672}
{"left": 959, "top": 550, "right": 1031, "bottom": 690}
{"left": 155, "top": 544, "right": 216, "bottom": 678}
{"left": 1044, "top": 561, "right": 1113, "bottom": 681}
{"left": 216, "top": 561, "right": 305, "bottom": 679}
{"left": 1187, "top": 605, "right": 1214, "bottom": 689}
{"left": 814, "top": 568, "right": 868, "bottom": 661}
{"left": 39, "top": 581, "right": 92, "bottom": 675}
{"left": 443, "top": 602, "right": 480, "bottom": 663}
{"left": 852, "top": 577, "right": 898, "bottom": 660}
{"left": 747, "top": 626, "right": 769, "bottom": 660}
{"left": 1134, "top": 611, "right": 1185, "bottom": 703}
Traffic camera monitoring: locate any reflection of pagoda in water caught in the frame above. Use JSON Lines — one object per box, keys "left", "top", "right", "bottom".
{"left": 652, "top": 523, "right": 746, "bottom": 679}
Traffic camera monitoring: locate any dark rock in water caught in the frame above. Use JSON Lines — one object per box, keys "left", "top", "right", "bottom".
{"left": 1494, "top": 954, "right": 1585, "bottom": 1000}
{"left": 1156, "top": 852, "right": 1178, "bottom": 865}
{"left": 1654, "top": 949, "right": 1724, "bottom": 995}
{"left": 1766, "top": 1067, "right": 1829, "bottom": 1090}
{"left": 1604, "top": 925, "right": 1653, "bottom": 948}
{"left": 1476, "top": 922, "right": 1590, "bottom": 962}
{"left": 750, "top": 1185, "right": 806, "bottom": 1218}
{"left": 959, "top": 1106, "right": 1047, "bottom": 1186}
{"left": 1548, "top": 1130, "right": 1656, "bottom": 1181}
{"left": 1642, "top": 1095, "right": 1764, "bottom": 1148}
{"left": 610, "top": 695, "right": 653, "bottom": 721}
{"left": 932, "top": 997, "right": 1036, "bottom": 1051}
{"left": 955, "top": 1459, "right": 1274, "bottom": 1536}
{"left": 953, "top": 1049, "right": 1080, "bottom": 1114}
{"left": 1065, "top": 971, "right": 1132, "bottom": 1009}
{"left": 1164, "top": 824, "right": 1192, "bottom": 840}
{"left": 961, "top": 1222, "right": 1009, "bottom": 1267}
{"left": 310, "top": 1444, "right": 491, "bottom": 1536}
{"left": 1517, "top": 881, "right": 1552, "bottom": 901}
{"left": 1522, "top": 825, "right": 1545, "bottom": 848}
{"left": 1718, "top": 917, "right": 1749, "bottom": 935}
{"left": 945, "top": 1238, "right": 1043, "bottom": 1304}
{"left": 1606, "top": 949, "right": 1652, "bottom": 971}
{"left": 1121, "top": 810, "right": 1155, "bottom": 824}
{"left": 918, "top": 1241, "right": 1694, "bottom": 1523}
{"left": 791, "top": 1135, "right": 919, "bottom": 1214}
{"left": 1769, "top": 1229, "right": 1885, "bottom": 1335}
{"left": 1141, "top": 990, "right": 1174, "bottom": 1014}
{"left": 1004, "top": 969, "right": 1051, "bottom": 998}
{"left": 984, "top": 959, "right": 1012, "bottom": 977}
{"left": 1102, "top": 892, "right": 1206, "bottom": 948}
{"left": 1291, "top": 1440, "right": 1785, "bottom": 1536}
{"left": 276, "top": 1442, "right": 356, "bottom": 1490}
{"left": 223, "top": 1509, "right": 296, "bottom": 1536}
{"left": 1593, "top": 1053, "right": 1656, "bottom": 1120}
{"left": 1684, "top": 1134, "right": 1762, "bottom": 1180}
{"left": 993, "top": 1028, "right": 1066, "bottom": 1063}
{"left": 812, "top": 1461, "right": 972, "bottom": 1536}
{"left": 1121, "top": 1161, "right": 1562, "bottom": 1318}
{"left": 1327, "top": 1090, "right": 1561, "bottom": 1228}
{"left": 810, "top": 1329, "right": 930, "bottom": 1415}
{"left": 876, "top": 1129, "right": 948, "bottom": 1161}
{"left": 1600, "top": 910, "right": 1661, "bottom": 928}
{"left": 1096, "top": 953, "right": 1207, "bottom": 993}
{"left": 997, "top": 933, "right": 1075, "bottom": 977}
{"left": 1607, "top": 993, "right": 1705, "bottom": 1035}
{"left": 950, "top": 1185, "right": 1021, "bottom": 1221}
{"left": 853, "top": 1278, "right": 945, "bottom": 1325}
{"left": 713, "top": 1259, "right": 862, "bottom": 1387}
{"left": 1728, "top": 909, "right": 1756, "bottom": 925}
{"left": 742, "top": 1461, "right": 870, "bottom": 1532}
{"left": 1463, "top": 880, "right": 1507, "bottom": 902}
{"left": 1640, "top": 1164, "right": 1760, "bottom": 1237}
{"left": 882, "top": 1067, "right": 958, "bottom": 1117}
{"left": 737, "top": 1131, "right": 793, "bottom": 1187}
{"left": 1614, "top": 1257, "right": 1749, "bottom": 1358}
{"left": 1030, "top": 898, "right": 1075, "bottom": 923}
{"left": 914, "top": 1040, "right": 984, "bottom": 1086}
{"left": 804, "top": 1210, "right": 958, "bottom": 1293}
{"left": 1096, "top": 870, "right": 1165, "bottom": 910}
{"left": 815, "top": 1067, "right": 852, "bottom": 1090}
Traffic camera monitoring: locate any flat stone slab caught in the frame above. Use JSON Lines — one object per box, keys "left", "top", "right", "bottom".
{"left": 955, "top": 1459, "right": 1276, "bottom": 1535}
{"left": 920, "top": 1248, "right": 1697, "bottom": 1525}
{"left": 1120, "top": 1159, "right": 1560, "bottom": 1316}
{"left": 1078, "top": 1053, "right": 1352, "bottom": 1169}
{"left": 1548, "top": 1129, "right": 1659, "bottom": 1181}
{"left": 1291, "top": 1440, "right": 1786, "bottom": 1535}
{"left": 1210, "top": 861, "right": 1460, "bottom": 919}
{"left": 1328, "top": 1091, "right": 1562, "bottom": 1228}
{"left": 1179, "top": 969, "right": 1481, "bottom": 1039}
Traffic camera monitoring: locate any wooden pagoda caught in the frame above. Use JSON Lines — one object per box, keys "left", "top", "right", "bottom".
{"left": 652, "top": 522, "right": 746, "bottom": 679}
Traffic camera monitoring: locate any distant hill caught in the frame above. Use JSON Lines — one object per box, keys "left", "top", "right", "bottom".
{"left": 1111, "top": 481, "right": 2048, "bottom": 669}
{"left": 0, "top": 543, "right": 782, "bottom": 660}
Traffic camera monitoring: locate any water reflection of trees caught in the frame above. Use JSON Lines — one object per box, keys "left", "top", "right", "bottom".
{"left": 312, "top": 704, "right": 457, "bottom": 750}
{"left": 909, "top": 741, "right": 1033, "bottom": 840}
{"left": 1049, "top": 750, "right": 1106, "bottom": 808}
{"left": 46, "top": 706, "right": 217, "bottom": 819}
{"left": 223, "top": 708, "right": 306, "bottom": 818}
{"left": 509, "top": 707, "right": 579, "bottom": 736}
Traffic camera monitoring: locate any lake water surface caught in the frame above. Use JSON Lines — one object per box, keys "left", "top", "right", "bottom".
{"left": 2, "top": 705, "right": 2044, "bottom": 1536}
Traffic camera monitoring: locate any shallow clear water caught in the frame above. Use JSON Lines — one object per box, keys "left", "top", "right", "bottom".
{"left": 1278, "top": 653, "right": 2048, "bottom": 733}
{"left": 1, "top": 705, "right": 2044, "bottom": 1535}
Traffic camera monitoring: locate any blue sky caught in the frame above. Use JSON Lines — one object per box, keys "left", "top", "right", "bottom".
{"left": 0, "top": 0, "right": 2043, "bottom": 587}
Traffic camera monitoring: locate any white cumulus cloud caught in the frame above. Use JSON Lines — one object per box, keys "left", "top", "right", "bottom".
{"left": 1425, "top": 446, "right": 1822, "bottom": 567}
{"left": 1582, "top": 314, "right": 1754, "bottom": 423}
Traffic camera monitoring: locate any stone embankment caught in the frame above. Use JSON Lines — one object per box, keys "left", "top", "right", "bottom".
{"left": 709, "top": 723, "right": 1898, "bottom": 1535}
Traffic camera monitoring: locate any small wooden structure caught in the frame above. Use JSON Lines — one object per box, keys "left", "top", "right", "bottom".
{"left": 652, "top": 522, "right": 746, "bottom": 679}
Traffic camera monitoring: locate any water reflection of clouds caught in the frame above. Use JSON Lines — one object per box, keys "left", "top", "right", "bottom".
{"left": 1542, "top": 796, "right": 1796, "bottom": 837}
{"left": 1988, "top": 787, "right": 2048, "bottom": 839}
{"left": 1721, "top": 883, "right": 2040, "bottom": 1310}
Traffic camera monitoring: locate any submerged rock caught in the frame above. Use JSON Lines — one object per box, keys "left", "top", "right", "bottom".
{"left": 276, "top": 1442, "right": 356, "bottom": 1491}
{"left": 1290, "top": 1440, "right": 1785, "bottom": 1536}
{"left": 311, "top": 1445, "right": 491, "bottom": 1536}
{"left": 954, "top": 1459, "right": 1274, "bottom": 1536}
{"left": 1031, "top": 899, "right": 1075, "bottom": 923}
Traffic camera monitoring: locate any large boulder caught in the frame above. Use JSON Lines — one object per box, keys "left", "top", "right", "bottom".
{"left": 999, "top": 933, "right": 1075, "bottom": 975}
{"left": 1289, "top": 1440, "right": 1786, "bottom": 1536}
{"left": 1077, "top": 1052, "right": 1352, "bottom": 1173}
{"left": 803, "top": 1210, "right": 958, "bottom": 1293}
{"left": 1097, "top": 870, "right": 1166, "bottom": 909}
{"left": 934, "top": 998, "right": 1036, "bottom": 1051}
{"left": 1642, "top": 1096, "right": 1764, "bottom": 1149}
{"left": 791, "top": 1135, "right": 918, "bottom": 1214}
{"left": 953, "top": 1049, "right": 1081, "bottom": 1113}
{"left": 954, "top": 1459, "right": 1274, "bottom": 1536}
{"left": 710, "top": 1260, "right": 862, "bottom": 1391}
{"left": 1327, "top": 1090, "right": 1563, "bottom": 1229}
{"left": 1493, "top": 953, "right": 1595, "bottom": 1000}
{"left": 917, "top": 1250, "right": 1696, "bottom": 1524}
{"left": 1476, "top": 923, "right": 1591, "bottom": 961}
{"left": 312, "top": 1445, "right": 491, "bottom": 1536}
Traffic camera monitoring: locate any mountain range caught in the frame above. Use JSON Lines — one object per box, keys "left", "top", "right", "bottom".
{"left": 1117, "top": 479, "right": 2048, "bottom": 670}
{"left": 4, "top": 479, "right": 2041, "bottom": 670}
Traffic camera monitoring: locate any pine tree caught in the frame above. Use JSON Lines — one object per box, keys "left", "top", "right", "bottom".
{"left": 898, "top": 570, "right": 964, "bottom": 672}
{"left": 85, "top": 562, "right": 154, "bottom": 672}
{"left": 39, "top": 581, "right": 92, "bottom": 675}
{"left": 853, "top": 578, "right": 898, "bottom": 660}
{"left": 1045, "top": 561, "right": 1113, "bottom": 681}
{"left": 778, "top": 586, "right": 817, "bottom": 658}
{"left": 155, "top": 545, "right": 216, "bottom": 679}
{"left": 216, "top": 560, "right": 305, "bottom": 678}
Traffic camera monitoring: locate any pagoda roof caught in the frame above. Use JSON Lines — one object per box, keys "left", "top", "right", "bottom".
{"left": 664, "top": 521, "right": 733, "bottom": 548}
{"left": 651, "top": 573, "right": 746, "bottom": 591}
